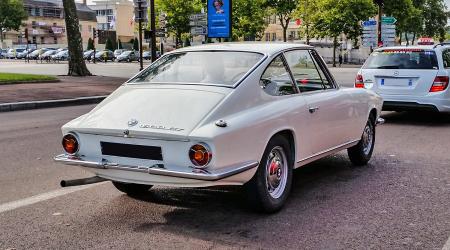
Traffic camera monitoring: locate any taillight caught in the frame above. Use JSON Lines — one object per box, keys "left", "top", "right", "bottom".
{"left": 355, "top": 74, "right": 365, "bottom": 88}
{"left": 430, "top": 76, "right": 449, "bottom": 92}
{"left": 62, "top": 133, "right": 79, "bottom": 155}
{"left": 189, "top": 143, "right": 212, "bottom": 167}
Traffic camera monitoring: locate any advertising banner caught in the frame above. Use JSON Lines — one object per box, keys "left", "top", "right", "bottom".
{"left": 207, "top": 0, "right": 231, "bottom": 38}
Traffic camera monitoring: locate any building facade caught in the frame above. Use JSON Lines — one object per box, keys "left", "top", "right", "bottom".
{"left": 1, "top": 0, "right": 96, "bottom": 49}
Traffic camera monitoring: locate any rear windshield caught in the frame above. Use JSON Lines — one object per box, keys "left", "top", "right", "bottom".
{"left": 130, "top": 51, "right": 264, "bottom": 86}
{"left": 364, "top": 49, "right": 438, "bottom": 70}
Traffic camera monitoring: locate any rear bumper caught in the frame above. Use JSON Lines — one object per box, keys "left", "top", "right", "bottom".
{"left": 383, "top": 101, "right": 440, "bottom": 112}
{"left": 53, "top": 154, "right": 258, "bottom": 181}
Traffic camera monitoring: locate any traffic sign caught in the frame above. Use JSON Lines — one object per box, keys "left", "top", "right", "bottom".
{"left": 362, "top": 20, "right": 377, "bottom": 26}
{"left": 190, "top": 13, "right": 207, "bottom": 21}
{"left": 382, "top": 16, "right": 397, "bottom": 24}
{"left": 190, "top": 20, "right": 207, "bottom": 26}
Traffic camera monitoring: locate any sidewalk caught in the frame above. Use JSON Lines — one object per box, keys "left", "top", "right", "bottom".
{"left": 0, "top": 76, "right": 126, "bottom": 112}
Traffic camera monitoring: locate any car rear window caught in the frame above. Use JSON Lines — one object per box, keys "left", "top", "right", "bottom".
{"left": 130, "top": 51, "right": 264, "bottom": 86}
{"left": 363, "top": 49, "right": 438, "bottom": 70}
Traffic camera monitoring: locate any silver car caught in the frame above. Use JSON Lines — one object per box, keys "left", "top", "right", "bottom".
{"left": 357, "top": 45, "right": 450, "bottom": 113}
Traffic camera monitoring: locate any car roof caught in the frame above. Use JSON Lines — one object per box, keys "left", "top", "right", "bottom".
{"left": 175, "top": 42, "right": 313, "bottom": 56}
{"left": 374, "top": 45, "right": 441, "bottom": 51}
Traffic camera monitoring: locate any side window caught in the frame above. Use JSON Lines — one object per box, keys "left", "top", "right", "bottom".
{"left": 442, "top": 50, "right": 450, "bottom": 68}
{"left": 284, "top": 50, "right": 332, "bottom": 92}
{"left": 310, "top": 51, "right": 335, "bottom": 89}
{"left": 260, "top": 55, "right": 296, "bottom": 96}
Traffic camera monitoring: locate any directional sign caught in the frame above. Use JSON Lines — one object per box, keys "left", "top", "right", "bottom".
{"left": 191, "top": 26, "right": 207, "bottom": 35}
{"left": 190, "top": 13, "right": 207, "bottom": 21}
{"left": 190, "top": 20, "right": 207, "bottom": 26}
{"left": 362, "top": 20, "right": 377, "bottom": 26}
{"left": 382, "top": 16, "right": 397, "bottom": 24}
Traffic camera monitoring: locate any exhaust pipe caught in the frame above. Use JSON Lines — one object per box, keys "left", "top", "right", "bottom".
{"left": 60, "top": 176, "right": 108, "bottom": 187}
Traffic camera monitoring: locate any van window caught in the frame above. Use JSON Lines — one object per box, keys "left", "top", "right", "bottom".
{"left": 364, "top": 49, "right": 438, "bottom": 70}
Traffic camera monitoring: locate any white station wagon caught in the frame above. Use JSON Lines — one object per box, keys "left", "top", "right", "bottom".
{"left": 55, "top": 43, "right": 383, "bottom": 212}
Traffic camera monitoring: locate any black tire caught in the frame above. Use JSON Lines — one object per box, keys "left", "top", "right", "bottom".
{"left": 347, "top": 116, "right": 376, "bottom": 166}
{"left": 244, "top": 135, "right": 293, "bottom": 213}
{"left": 112, "top": 181, "right": 153, "bottom": 195}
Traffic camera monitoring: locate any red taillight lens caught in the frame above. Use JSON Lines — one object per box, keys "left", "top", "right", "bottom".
{"left": 430, "top": 76, "right": 449, "bottom": 92}
{"left": 62, "top": 134, "right": 79, "bottom": 155}
{"left": 355, "top": 74, "right": 365, "bottom": 88}
{"left": 189, "top": 143, "right": 212, "bottom": 167}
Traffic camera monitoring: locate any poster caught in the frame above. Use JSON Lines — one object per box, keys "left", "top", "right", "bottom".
{"left": 207, "top": 0, "right": 231, "bottom": 38}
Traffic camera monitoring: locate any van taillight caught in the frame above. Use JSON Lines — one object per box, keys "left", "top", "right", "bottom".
{"left": 430, "top": 76, "right": 449, "bottom": 92}
{"left": 355, "top": 74, "right": 364, "bottom": 88}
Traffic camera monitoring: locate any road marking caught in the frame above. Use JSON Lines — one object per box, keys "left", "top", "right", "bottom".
{"left": 443, "top": 234, "right": 450, "bottom": 250}
{"left": 0, "top": 183, "right": 103, "bottom": 214}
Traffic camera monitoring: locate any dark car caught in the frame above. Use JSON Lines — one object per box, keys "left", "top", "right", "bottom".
{"left": 116, "top": 50, "right": 138, "bottom": 62}
{"left": 83, "top": 50, "right": 94, "bottom": 60}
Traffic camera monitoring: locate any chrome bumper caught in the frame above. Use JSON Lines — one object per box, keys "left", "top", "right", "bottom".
{"left": 53, "top": 154, "right": 258, "bottom": 181}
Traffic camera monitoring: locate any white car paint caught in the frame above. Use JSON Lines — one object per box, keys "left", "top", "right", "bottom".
{"left": 55, "top": 43, "right": 383, "bottom": 187}
{"left": 357, "top": 45, "right": 450, "bottom": 112}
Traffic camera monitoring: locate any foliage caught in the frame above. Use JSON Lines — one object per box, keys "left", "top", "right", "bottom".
{"left": 156, "top": 0, "right": 202, "bottom": 47}
{"left": 133, "top": 37, "right": 139, "bottom": 51}
{"left": 293, "top": 0, "right": 317, "bottom": 44}
{"left": 0, "top": 0, "right": 27, "bottom": 43}
{"left": 105, "top": 38, "right": 114, "bottom": 51}
{"left": 0, "top": 72, "right": 57, "bottom": 83}
{"left": 87, "top": 37, "right": 94, "bottom": 50}
{"left": 421, "top": 0, "right": 448, "bottom": 42}
{"left": 265, "top": 0, "right": 298, "bottom": 42}
{"left": 232, "top": 0, "right": 268, "bottom": 41}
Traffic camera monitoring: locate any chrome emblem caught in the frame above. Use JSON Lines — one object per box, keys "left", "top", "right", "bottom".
{"left": 127, "top": 119, "right": 138, "bottom": 127}
{"left": 394, "top": 71, "right": 399, "bottom": 76}
{"left": 123, "top": 129, "right": 130, "bottom": 137}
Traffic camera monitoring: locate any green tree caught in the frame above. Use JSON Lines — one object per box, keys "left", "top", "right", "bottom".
{"left": 133, "top": 37, "right": 139, "bottom": 51}
{"left": 156, "top": 0, "right": 202, "bottom": 47}
{"left": 87, "top": 37, "right": 94, "bottom": 50}
{"left": 294, "top": 0, "right": 317, "bottom": 44}
{"left": 265, "top": 0, "right": 298, "bottom": 42}
{"left": 0, "top": 0, "right": 27, "bottom": 45}
{"left": 384, "top": 0, "right": 415, "bottom": 43}
{"left": 312, "top": 0, "right": 377, "bottom": 66}
{"left": 62, "top": 0, "right": 91, "bottom": 76}
{"left": 105, "top": 38, "right": 114, "bottom": 51}
{"left": 118, "top": 39, "right": 123, "bottom": 49}
{"left": 422, "top": 0, "right": 448, "bottom": 42}
{"left": 232, "top": 0, "right": 268, "bottom": 41}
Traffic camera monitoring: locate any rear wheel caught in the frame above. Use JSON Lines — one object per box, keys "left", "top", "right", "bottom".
{"left": 244, "top": 135, "right": 293, "bottom": 213}
{"left": 112, "top": 181, "right": 153, "bottom": 195}
{"left": 348, "top": 117, "right": 375, "bottom": 166}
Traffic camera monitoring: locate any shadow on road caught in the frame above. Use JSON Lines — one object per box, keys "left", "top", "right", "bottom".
{"left": 382, "top": 111, "right": 450, "bottom": 126}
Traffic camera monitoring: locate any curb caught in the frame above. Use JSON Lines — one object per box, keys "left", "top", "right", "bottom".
{"left": 0, "top": 79, "right": 60, "bottom": 85}
{"left": 0, "top": 95, "right": 107, "bottom": 112}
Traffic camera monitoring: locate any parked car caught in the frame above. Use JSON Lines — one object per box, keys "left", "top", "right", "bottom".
{"left": 142, "top": 51, "right": 151, "bottom": 60}
{"left": 28, "top": 48, "right": 51, "bottom": 60}
{"left": 356, "top": 45, "right": 450, "bottom": 113}
{"left": 6, "top": 48, "right": 26, "bottom": 59}
{"left": 0, "top": 49, "right": 7, "bottom": 59}
{"left": 52, "top": 50, "right": 69, "bottom": 61}
{"left": 93, "top": 50, "right": 114, "bottom": 62}
{"left": 54, "top": 43, "right": 384, "bottom": 213}
{"left": 116, "top": 50, "right": 138, "bottom": 62}
{"left": 40, "top": 50, "right": 58, "bottom": 61}
{"left": 16, "top": 48, "right": 34, "bottom": 59}
{"left": 83, "top": 50, "right": 94, "bottom": 60}
{"left": 114, "top": 49, "right": 125, "bottom": 58}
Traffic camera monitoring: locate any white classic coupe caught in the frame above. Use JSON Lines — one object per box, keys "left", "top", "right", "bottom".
{"left": 55, "top": 43, "right": 383, "bottom": 212}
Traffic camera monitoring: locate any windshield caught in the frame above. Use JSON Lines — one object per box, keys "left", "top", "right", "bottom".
{"left": 121, "top": 51, "right": 132, "bottom": 56}
{"left": 130, "top": 51, "right": 264, "bottom": 86}
{"left": 364, "top": 49, "right": 438, "bottom": 70}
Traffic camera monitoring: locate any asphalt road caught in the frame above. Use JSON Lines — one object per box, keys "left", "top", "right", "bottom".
{"left": 0, "top": 60, "right": 360, "bottom": 87}
{"left": 1, "top": 104, "right": 449, "bottom": 249}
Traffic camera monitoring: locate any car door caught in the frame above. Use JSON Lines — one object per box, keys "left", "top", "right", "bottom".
{"left": 283, "top": 49, "right": 354, "bottom": 156}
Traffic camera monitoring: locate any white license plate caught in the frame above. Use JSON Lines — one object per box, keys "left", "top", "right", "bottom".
{"left": 379, "top": 78, "right": 413, "bottom": 87}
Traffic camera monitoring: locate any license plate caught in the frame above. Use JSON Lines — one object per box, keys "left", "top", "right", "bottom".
{"left": 379, "top": 78, "right": 413, "bottom": 87}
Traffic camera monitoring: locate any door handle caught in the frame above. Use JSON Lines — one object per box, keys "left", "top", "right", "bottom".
{"left": 309, "top": 106, "right": 319, "bottom": 113}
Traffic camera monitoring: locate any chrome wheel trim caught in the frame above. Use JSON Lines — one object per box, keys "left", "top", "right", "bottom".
{"left": 362, "top": 123, "right": 374, "bottom": 155}
{"left": 265, "top": 146, "right": 288, "bottom": 199}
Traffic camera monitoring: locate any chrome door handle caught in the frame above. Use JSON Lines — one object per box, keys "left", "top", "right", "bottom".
{"left": 309, "top": 107, "right": 319, "bottom": 113}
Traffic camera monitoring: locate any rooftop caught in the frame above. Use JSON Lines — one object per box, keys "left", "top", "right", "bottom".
{"left": 176, "top": 42, "right": 313, "bottom": 55}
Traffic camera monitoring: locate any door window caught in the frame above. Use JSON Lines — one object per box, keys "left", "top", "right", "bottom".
{"left": 284, "top": 50, "right": 327, "bottom": 92}
{"left": 443, "top": 50, "right": 450, "bottom": 68}
{"left": 260, "top": 55, "right": 296, "bottom": 96}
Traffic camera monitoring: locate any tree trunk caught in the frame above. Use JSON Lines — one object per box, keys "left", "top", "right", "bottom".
{"left": 333, "top": 36, "right": 337, "bottom": 67}
{"left": 412, "top": 33, "right": 416, "bottom": 45}
{"left": 0, "top": 28, "right": 3, "bottom": 43}
{"left": 405, "top": 33, "right": 409, "bottom": 46}
{"left": 62, "top": 0, "right": 91, "bottom": 76}
{"left": 306, "top": 23, "right": 310, "bottom": 45}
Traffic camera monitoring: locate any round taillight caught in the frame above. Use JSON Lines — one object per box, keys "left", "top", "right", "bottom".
{"left": 189, "top": 143, "right": 212, "bottom": 167}
{"left": 62, "top": 133, "right": 79, "bottom": 155}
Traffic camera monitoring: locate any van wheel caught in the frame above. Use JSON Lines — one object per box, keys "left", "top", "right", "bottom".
{"left": 112, "top": 181, "right": 152, "bottom": 195}
{"left": 244, "top": 135, "right": 293, "bottom": 213}
{"left": 348, "top": 117, "right": 375, "bottom": 166}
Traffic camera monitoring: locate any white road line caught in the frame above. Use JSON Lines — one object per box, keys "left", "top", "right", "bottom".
{"left": 0, "top": 183, "right": 103, "bottom": 214}
{"left": 443, "top": 234, "right": 450, "bottom": 250}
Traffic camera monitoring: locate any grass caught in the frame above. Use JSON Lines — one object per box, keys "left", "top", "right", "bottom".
{"left": 0, "top": 72, "right": 57, "bottom": 84}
